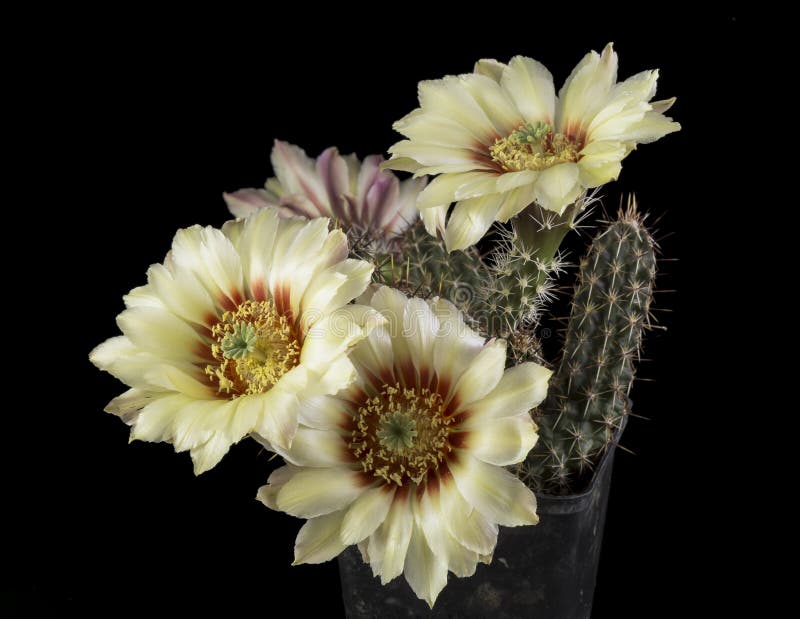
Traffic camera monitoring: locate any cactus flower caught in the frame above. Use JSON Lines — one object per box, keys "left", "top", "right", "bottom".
{"left": 258, "top": 287, "right": 551, "bottom": 607}
{"left": 385, "top": 44, "right": 680, "bottom": 251}
{"left": 224, "top": 140, "right": 425, "bottom": 247}
{"left": 91, "top": 210, "right": 383, "bottom": 474}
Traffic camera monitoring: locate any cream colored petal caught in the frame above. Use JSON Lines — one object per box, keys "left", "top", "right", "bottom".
{"left": 297, "top": 396, "right": 351, "bottom": 432}
{"left": 368, "top": 493, "right": 414, "bottom": 584}
{"left": 443, "top": 194, "right": 503, "bottom": 252}
{"left": 453, "top": 173, "right": 500, "bottom": 201}
{"left": 462, "top": 73, "right": 524, "bottom": 136}
{"left": 496, "top": 184, "right": 537, "bottom": 222}
{"left": 650, "top": 97, "right": 676, "bottom": 114}
{"left": 473, "top": 58, "right": 506, "bottom": 82}
{"left": 451, "top": 456, "right": 539, "bottom": 527}
{"left": 276, "top": 467, "right": 365, "bottom": 518}
{"left": 558, "top": 43, "right": 618, "bottom": 133}
{"left": 416, "top": 76, "right": 497, "bottom": 142}
{"left": 394, "top": 111, "right": 485, "bottom": 152}
{"left": 403, "top": 297, "right": 439, "bottom": 383}
{"left": 416, "top": 171, "right": 488, "bottom": 211}
{"left": 293, "top": 510, "right": 349, "bottom": 565}
{"left": 420, "top": 204, "right": 448, "bottom": 238}
{"left": 452, "top": 339, "right": 507, "bottom": 407}
{"left": 369, "top": 286, "right": 414, "bottom": 377}
{"left": 430, "top": 298, "right": 485, "bottom": 387}
{"left": 190, "top": 432, "right": 232, "bottom": 475}
{"left": 533, "top": 163, "right": 581, "bottom": 214}
{"left": 251, "top": 389, "right": 299, "bottom": 451}
{"left": 349, "top": 321, "right": 394, "bottom": 388}
{"left": 439, "top": 479, "right": 498, "bottom": 555}
{"left": 389, "top": 140, "right": 485, "bottom": 170}
{"left": 403, "top": 523, "right": 449, "bottom": 608}
{"left": 169, "top": 402, "right": 230, "bottom": 453}
{"left": 256, "top": 464, "right": 297, "bottom": 510}
{"left": 586, "top": 101, "right": 649, "bottom": 143}
{"left": 129, "top": 392, "right": 192, "bottom": 444}
{"left": 309, "top": 356, "right": 358, "bottom": 398}
{"left": 300, "top": 311, "right": 370, "bottom": 371}
{"left": 230, "top": 208, "right": 280, "bottom": 297}
{"left": 197, "top": 226, "right": 245, "bottom": 304}
{"left": 462, "top": 362, "right": 552, "bottom": 423}
{"left": 272, "top": 217, "right": 333, "bottom": 317}
{"left": 382, "top": 155, "right": 424, "bottom": 174}
{"left": 620, "top": 113, "right": 681, "bottom": 145}
{"left": 495, "top": 170, "right": 539, "bottom": 193}
{"left": 416, "top": 486, "right": 479, "bottom": 578}
{"left": 123, "top": 284, "right": 161, "bottom": 309}
{"left": 300, "top": 260, "right": 374, "bottom": 327}
{"left": 501, "top": 55, "right": 556, "bottom": 125}
{"left": 275, "top": 426, "right": 348, "bottom": 468}
{"left": 147, "top": 263, "right": 216, "bottom": 328}
{"left": 577, "top": 140, "right": 627, "bottom": 187}
{"left": 465, "top": 413, "right": 539, "bottom": 466}
{"left": 116, "top": 307, "right": 205, "bottom": 363}
{"left": 414, "top": 162, "right": 491, "bottom": 177}
{"left": 341, "top": 485, "right": 397, "bottom": 545}
{"left": 141, "top": 363, "right": 213, "bottom": 400}
{"left": 104, "top": 388, "right": 154, "bottom": 425}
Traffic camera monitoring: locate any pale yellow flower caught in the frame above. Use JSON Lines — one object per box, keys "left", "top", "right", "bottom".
{"left": 386, "top": 43, "right": 680, "bottom": 251}
{"left": 258, "top": 287, "right": 551, "bottom": 607}
{"left": 91, "top": 210, "right": 382, "bottom": 474}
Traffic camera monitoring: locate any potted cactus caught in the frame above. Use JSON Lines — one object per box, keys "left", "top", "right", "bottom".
{"left": 89, "top": 43, "right": 677, "bottom": 618}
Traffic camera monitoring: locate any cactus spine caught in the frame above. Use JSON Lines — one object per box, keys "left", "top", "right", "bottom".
{"left": 520, "top": 200, "right": 657, "bottom": 494}
{"left": 355, "top": 219, "right": 488, "bottom": 317}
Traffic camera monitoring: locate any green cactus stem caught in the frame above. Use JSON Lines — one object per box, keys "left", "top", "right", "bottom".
{"left": 520, "top": 199, "right": 657, "bottom": 495}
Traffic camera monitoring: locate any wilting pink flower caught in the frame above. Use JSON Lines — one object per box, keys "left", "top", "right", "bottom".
{"left": 225, "top": 140, "right": 425, "bottom": 244}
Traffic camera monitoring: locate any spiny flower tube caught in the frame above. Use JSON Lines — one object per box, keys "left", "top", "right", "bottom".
{"left": 90, "top": 210, "right": 383, "bottom": 474}
{"left": 224, "top": 140, "right": 425, "bottom": 247}
{"left": 258, "top": 287, "right": 552, "bottom": 607}
{"left": 385, "top": 43, "right": 680, "bottom": 251}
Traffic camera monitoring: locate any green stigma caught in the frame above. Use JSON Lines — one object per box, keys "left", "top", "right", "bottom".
{"left": 220, "top": 322, "right": 257, "bottom": 359}
{"left": 377, "top": 411, "right": 418, "bottom": 452}
{"left": 512, "top": 121, "right": 552, "bottom": 144}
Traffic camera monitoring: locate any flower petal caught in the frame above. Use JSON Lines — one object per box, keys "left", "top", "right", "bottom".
{"left": 367, "top": 492, "right": 414, "bottom": 584}
{"left": 276, "top": 467, "right": 366, "bottom": 519}
{"left": 275, "top": 426, "right": 349, "bottom": 468}
{"left": 341, "top": 485, "right": 397, "bottom": 545}
{"left": 533, "top": 163, "right": 581, "bottom": 213}
{"left": 501, "top": 55, "right": 556, "bottom": 125}
{"left": 251, "top": 389, "right": 299, "bottom": 451}
{"left": 452, "top": 339, "right": 506, "bottom": 407}
{"left": 443, "top": 194, "right": 502, "bottom": 252}
{"left": 558, "top": 43, "right": 618, "bottom": 135}
{"left": 223, "top": 188, "right": 273, "bottom": 218}
{"left": 438, "top": 477, "right": 498, "bottom": 555}
{"left": 403, "top": 523, "right": 448, "bottom": 608}
{"left": 462, "top": 362, "right": 552, "bottom": 423}
{"left": 464, "top": 413, "right": 539, "bottom": 466}
{"left": 293, "top": 510, "right": 349, "bottom": 565}
{"left": 450, "top": 455, "right": 538, "bottom": 527}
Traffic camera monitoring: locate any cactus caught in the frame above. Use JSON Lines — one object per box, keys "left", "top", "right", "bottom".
{"left": 519, "top": 200, "right": 657, "bottom": 495}
{"left": 476, "top": 193, "right": 597, "bottom": 363}
{"left": 354, "top": 219, "right": 489, "bottom": 318}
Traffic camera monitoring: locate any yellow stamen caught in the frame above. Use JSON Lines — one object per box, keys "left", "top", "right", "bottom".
{"left": 205, "top": 300, "right": 300, "bottom": 398}
{"left": 490, "top": 123, "right": 582, "bottom": 172}
{"left": 349, "top": 384, "right": 452, "bottom": 486}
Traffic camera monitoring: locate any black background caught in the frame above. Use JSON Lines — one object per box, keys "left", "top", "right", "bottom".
{"left": 7, "top": 12, "right": 742, "bottom": 616}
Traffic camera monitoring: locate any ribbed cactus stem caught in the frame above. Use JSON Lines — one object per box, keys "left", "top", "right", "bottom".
{"left": 521, "top": 199, "right": 657, "bottom": 495}
{"left": 355, "top": 220, "right": 488, "bottom": 317}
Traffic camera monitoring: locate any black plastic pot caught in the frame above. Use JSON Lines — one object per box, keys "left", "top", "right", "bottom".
{"left": 337, "top": 447, "right": 617, "bottom": 619}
